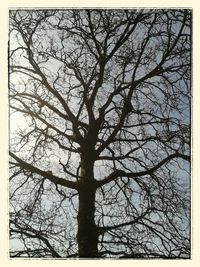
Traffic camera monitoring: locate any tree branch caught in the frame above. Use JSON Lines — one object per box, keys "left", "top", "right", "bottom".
{"left": 98, "top": 209, "right": 149, "bottom": 233}
{"left": 10, "top": 220, "right": 61, "bottom": 258}
{"left": 97, "top": 152, "right": 190, "bottom": 187}
{"left": 9, "top": 152, "right": 79, "bottom": 190}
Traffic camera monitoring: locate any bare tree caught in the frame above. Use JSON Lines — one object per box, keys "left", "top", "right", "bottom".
{"left": 9, "top": 9, "right": 191, "bottom": 258}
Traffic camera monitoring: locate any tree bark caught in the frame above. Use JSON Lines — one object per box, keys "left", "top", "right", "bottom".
{"left": 77, "top": 157, "right": 98, "bottom": 258}
{"left": 77, "top": 186, "right": 98, "bottom": 258}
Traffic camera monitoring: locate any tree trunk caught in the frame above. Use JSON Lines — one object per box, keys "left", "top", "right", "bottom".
{"left": 77, "top": 156, "right": 98, "bottom": 258}
{"left": 77, "top": 185, "right": 98, "bottom": 258}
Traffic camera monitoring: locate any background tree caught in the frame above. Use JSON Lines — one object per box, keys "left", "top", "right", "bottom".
{"left": 9, "top": 9, "right": 191, "bottom": 258}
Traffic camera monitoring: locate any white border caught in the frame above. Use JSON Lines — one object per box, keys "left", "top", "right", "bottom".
{"left": 1, "top": 1, "right": 199, "bottom": 266}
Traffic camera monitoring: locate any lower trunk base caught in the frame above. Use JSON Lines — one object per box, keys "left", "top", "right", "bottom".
{"left": 77, "top": 229, "right": 98, "bottom": 258}
{"left": 77, "top": 183, "right": 98, "bottom": 258}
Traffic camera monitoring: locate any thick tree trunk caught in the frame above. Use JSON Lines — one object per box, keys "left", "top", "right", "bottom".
{"left": 77, "top": 156, "right": 98, "bottom": 258}
{"left": 77, "top": 184, "right": 98, "bottom": 258}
